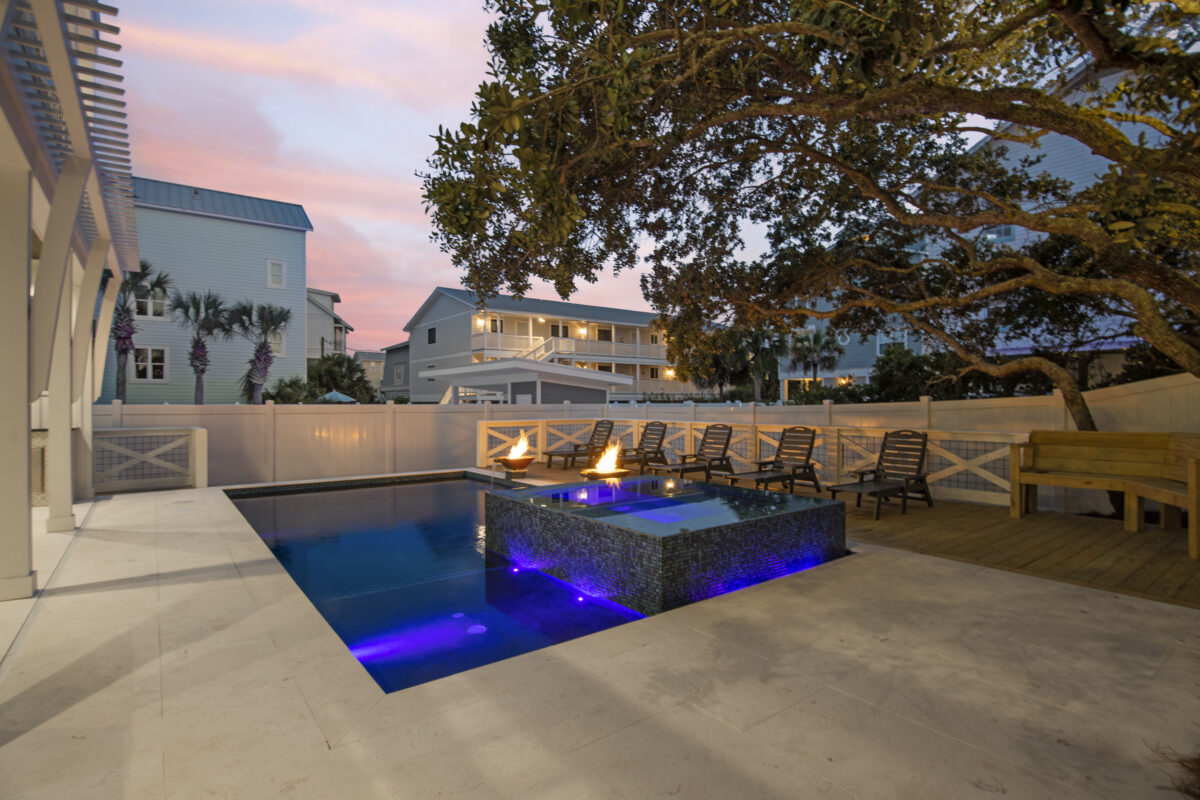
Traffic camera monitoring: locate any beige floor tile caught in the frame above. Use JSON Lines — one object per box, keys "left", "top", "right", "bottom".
{"left": 575, "top": 702, "right": 856, "bottom": 800}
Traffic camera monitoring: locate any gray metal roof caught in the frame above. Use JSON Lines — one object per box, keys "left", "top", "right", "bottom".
{"left": 434, "top": 287, "right": 658, "bottom": 327}
{"left": 132, "top": 177, "right": 313, "bottom": 231}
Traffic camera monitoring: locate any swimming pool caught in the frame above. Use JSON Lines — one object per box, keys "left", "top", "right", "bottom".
{"left": 232, "top": 479, "right": 642, "bottom": 693}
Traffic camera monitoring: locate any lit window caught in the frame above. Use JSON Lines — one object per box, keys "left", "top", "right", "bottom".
{"left": 267, "top": 260, "right": 286, "bottom": 288}
{"left": 134, "top": 287, "right": 167, "bottom": 319}
{"left": 132, "top": 346, "right": 167, "bottom": 382}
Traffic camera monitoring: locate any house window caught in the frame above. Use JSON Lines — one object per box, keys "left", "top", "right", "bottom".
{"left": 134, "top": 287, "right": 167, "bottom": 319}
{"left": 427, "top": 327, "right": 437, "bottom": 345}
{"left": 550, "top": 324, "right": 563, "bottom": 338}
{"left": 132, "top": 346, "right": 167, "bottom": 382}
{"left": 267, "top": 259, "right": 286, "bottom": 289}
{"left": 427, "top": 364, "right": 436, "bottom": 381}
{"left": 489, "top": 318, "right": 504, "bottom": 333}
{"left": 269, "top": 331, "right": 285, "bottom": 356}
{"left": 649, "top": 333, "right": 659, "bottom": 345}
{"left": 598, "top": 329, "right": 613, "bottom": 342}
{"left": 876, "top": 329, "right": 908, "bottom": 356}
{"left": 597, "top": 364, "right": 613, "bottom": 373}
{"left": 393, "top": 365, "right": 407, "bottom": 383}
{"left": 985, "top": 225, "right": 1014, "bottom": 242}
{"left": 649, "top": 367, "right": 659, "bottom": 379}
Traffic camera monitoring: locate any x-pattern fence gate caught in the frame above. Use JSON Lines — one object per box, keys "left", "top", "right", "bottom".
{"left": 94, "top": 427, "right": 208, "bottom": 493}
{"left": 479, "top": 419, "right": 1022, "bottom": 506}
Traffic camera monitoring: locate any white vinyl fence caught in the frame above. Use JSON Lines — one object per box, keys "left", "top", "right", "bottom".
{"left": 87, "top": 373, "right": 1198, "bottom": 495}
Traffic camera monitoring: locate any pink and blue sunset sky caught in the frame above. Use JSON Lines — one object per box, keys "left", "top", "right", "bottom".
{"left": 120, "top": 0, "right": 654, "bottom": 352}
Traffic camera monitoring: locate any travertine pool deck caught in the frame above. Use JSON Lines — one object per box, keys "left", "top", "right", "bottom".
{"left": 1, "top": 485, "right": 1197, "bottom": 799}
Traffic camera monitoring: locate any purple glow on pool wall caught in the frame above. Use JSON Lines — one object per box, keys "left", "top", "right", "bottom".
{"left": 350, "top": 615, "right": 488, "bottom": 663}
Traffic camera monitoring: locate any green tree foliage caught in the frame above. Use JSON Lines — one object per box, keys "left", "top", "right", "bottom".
{"left": 169, "top": 291, "right": 226, "bottom": 405}
{"left": 424, "top": 0, "right": 1200, "bottom": 430}
{"left": 307, "top": 354, "right": 378, "bottom": 403}
{"left": 264, "top": 376, "right": 315, "bottom": 404}
{"left": 666, "top": 325, "right": 783, "bottom": 401}
{"left": 789, "top": 330, "right": 846, "bottom": 382}
{"left": 109, "top": 261, "right": 171, "bottom": 402}
{"left": 224, "top": 301, "right": 291, "bottom": 405}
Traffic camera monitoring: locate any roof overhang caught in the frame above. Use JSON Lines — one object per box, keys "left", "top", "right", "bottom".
{"left": 418, "top": 359, "right": 634, "bottom": 391}
{"left": 2, "top": 0, "right": 139, "bottom": 275}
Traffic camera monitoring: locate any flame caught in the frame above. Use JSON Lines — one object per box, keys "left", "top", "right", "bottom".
{"left": 507, "top": 430, "right": 529, "bottom": 459}
{"left": 593, "top": 442, "right": 621, "bottom": 473}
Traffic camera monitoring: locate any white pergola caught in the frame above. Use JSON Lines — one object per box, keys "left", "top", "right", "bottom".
{"left": 0, "top": 0, "right": 137, "bottom": 600}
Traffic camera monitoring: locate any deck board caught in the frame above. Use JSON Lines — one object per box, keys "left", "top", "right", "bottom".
{"left": 508, "top": 462, "right": 1200, "bottom": 608}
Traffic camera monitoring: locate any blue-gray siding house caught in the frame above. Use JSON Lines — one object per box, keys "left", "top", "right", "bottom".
{"left": 97, "top": 177, "right": 313, "bottom": 404}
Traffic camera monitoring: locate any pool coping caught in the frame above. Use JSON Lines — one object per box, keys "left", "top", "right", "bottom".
{"left": 221, "top": 466, "right": 559, "bottom": 498}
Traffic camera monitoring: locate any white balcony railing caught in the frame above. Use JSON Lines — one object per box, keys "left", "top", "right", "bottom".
{"left": 472, "top": 333, "right": 666, "bottom": 361}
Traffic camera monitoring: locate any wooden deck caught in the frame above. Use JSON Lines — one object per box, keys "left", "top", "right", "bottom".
{"left": 511, "top": 462, "right": 1200, "bottom": 609}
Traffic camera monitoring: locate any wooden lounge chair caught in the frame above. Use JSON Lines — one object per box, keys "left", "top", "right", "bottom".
{"left": 646, "top": 423, "right": 733, "bottom": 482}
{"left": 828, "top": 429, "right": 932, "bottom": 519}
{"left": 619, "top": 421, "right": 669, "bottom": 474}
{"left": 545, "top": 419, "right": 614, "bottom": 469}
{"left": 716, "top": 426, "right": 821, "bottom": 494}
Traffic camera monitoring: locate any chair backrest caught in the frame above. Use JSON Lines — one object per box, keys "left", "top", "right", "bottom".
{"left": 637, "top": 421, "right": 667, "bottom": 454}
{"left": 876, "top": 429, "right": 927, "bottom": 479}
{"left": 696, "top": 424, "right": 732, "bottom": 458}
{"left": 772, "top": 426, "right": 815, "bottom": 467}
{"left": 588, "top": 419, "right": 614, "bottom": 448}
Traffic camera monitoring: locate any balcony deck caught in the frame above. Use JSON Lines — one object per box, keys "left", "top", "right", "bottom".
{"left": 514, "top": 461, "right": 1200, "bottom": 609}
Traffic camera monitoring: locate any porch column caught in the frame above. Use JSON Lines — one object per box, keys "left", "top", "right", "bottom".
{"left": 47, "top": 265, "right": 75, "bottom": 532}
{"left": 0, "top": 166, "right": 36, "bottom": 600}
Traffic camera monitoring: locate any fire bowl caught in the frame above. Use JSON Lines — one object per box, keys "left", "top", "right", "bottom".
{"left": 495, "top": 455, "right": 536, "bottom": 475}
{"left": 580, "top": 468, "right": 632, "bottom": 481}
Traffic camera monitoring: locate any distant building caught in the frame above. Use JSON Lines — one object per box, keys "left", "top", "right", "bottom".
{"left": 393, "top": 287, "right": 695, "bottom": 403}
{"left": 379, "top": 342, "right": 409, "bottom": 402}
{"left": 354, "top": 350, "right": 385, "bottom": 391}
{"left": 307, "top": 288, "right": 352, "bottom": 362}
{"left": 98, "top": 177, "right": 312, "bottom": 404}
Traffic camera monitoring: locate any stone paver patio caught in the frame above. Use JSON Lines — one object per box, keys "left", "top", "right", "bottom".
{"left": 0, "top": 485, "right": 1197, "bottom": 799}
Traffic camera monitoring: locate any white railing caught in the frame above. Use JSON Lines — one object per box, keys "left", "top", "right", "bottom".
{"left": 478, "top": 419, "right": 1024, "bottom": 506}
{"left": 472, "top": 333, "right": 667, "bottom": 361}
{"left": 93, "top": 427, "right": 208, "bottom": 493}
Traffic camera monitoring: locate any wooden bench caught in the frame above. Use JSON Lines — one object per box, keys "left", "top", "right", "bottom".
{"left": 1010, "top": 431, "right": 1200, "bottom": 560}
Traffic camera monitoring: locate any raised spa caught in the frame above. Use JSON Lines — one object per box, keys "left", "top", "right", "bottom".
{"left": 485, "top": 476, "right": 846, "bottom": 615}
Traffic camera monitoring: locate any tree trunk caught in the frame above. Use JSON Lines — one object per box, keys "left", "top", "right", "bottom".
{"left": 194, "top": 373, "right": 204, "bottom": 405}
{"left": 115, "top": 350, "right": 128, "bottom": 402}
{"left": 752, "top": 372, "right": 762, "bottom": 403}
{"left": 1059, "top": 382, "right": 1097, "bottom": 431}
{"left": 251, "top": 382, "right": 264, "bottom": 405}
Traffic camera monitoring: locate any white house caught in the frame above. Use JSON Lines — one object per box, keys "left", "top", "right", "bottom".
{"left": 391, "top": 287, "right": 697, "bottom": 403}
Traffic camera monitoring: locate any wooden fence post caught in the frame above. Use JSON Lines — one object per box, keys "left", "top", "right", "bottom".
{"left": 265, "top": 400, "right": 276, "bottom": 482}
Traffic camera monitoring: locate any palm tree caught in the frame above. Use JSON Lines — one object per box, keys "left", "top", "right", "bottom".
{"left": 169, "top": 291, "right": 227, "bottom": 405}
{"left": 307, "top": 354, "right": 377, "bottom": 403}
{"left": 110, "top": 260, "right": 172, "bottom": 402}
{"left": 224, "top": 301, "right": 291, "bottom": 404}
{"left": 789, "top": 329, "right": 846, "bottom": 384}
{"left": 734, "top": 328, "right": 787, "bottom": 403}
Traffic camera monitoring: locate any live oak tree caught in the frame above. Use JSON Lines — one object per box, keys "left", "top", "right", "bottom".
{"left": 423, "top": 0, "right": 1199, "bottom": 429}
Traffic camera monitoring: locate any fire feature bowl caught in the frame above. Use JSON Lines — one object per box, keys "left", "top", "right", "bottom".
{"left": 580, "top": 468, "right": 632, "bottom": 481}
{"left": 495, "top": 455, "right": 536, "bottom": 475}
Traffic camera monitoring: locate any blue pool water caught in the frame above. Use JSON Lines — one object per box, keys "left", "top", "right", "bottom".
{"left": 232, "top": 480, "right": 642, "bottom": 693}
